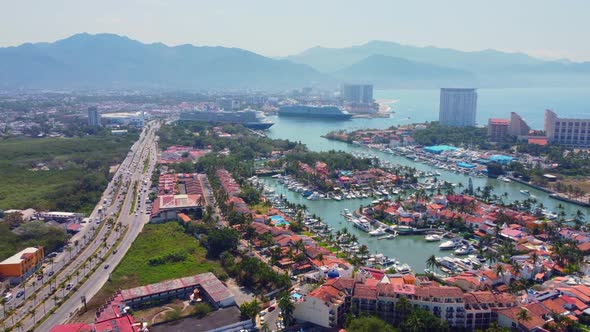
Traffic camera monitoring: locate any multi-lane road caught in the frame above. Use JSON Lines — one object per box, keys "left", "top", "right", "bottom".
{"left": 0, "top": 121, "right": 160, "bottom": 331}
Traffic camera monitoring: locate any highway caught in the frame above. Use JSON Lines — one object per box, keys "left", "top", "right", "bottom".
{"left": 0, "top": 121, "right": 160, "bottom": 331}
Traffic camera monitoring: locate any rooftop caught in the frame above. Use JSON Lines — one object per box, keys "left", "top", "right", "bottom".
{"left": 0, "top": 247, "right": 41, "bottom": 265}
{"left": 150, "top": 306, "right": 245, "bottom": 332}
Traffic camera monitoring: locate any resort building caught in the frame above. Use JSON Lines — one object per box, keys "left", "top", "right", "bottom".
{"left": 487, "top": 118, "right": 510, "bottom": 141}
{"left": 438, "top": 88, "right": 477, "bottom": 127}
{"left": 293, "top": 277, "right": 353, "bottom": 328}
{"left": 544, "top": 109, "right": 590, "bottom": 147}
{"left": 509, "top": 112, "right": 531, "bottom": 136}
{"left": 0, "top": 247, "right": 44, "bottom": 285}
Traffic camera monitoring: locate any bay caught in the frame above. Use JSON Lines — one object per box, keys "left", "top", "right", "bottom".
{"left": 261, "top": 88, "right": 590, "bottom": 273}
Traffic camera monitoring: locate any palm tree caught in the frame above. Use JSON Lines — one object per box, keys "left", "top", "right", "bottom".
{"left": 30, "top": 307, "right": 36, "bottom": 324}
{"left": 261, "top": 322, "right": 270, "bottom": 332}
{"left": 316, "top": 252, "right": 324, "bottom": 264}
{"left": 426, "top": 254, "right": 438, "bottom": 272}
{"left": 516, "top": 308, "right": 531, "bottom": 325}
{"left": 494, "top": 264, "right": 505, "bottom": 282}
{"left": 510, "top": 260, "right": 522, "bottom": 278}
{"left": 279, "top": 296, "right": 295, "bottom": 326}
{"left": 66, "top": 246, "right": 73, "bottom": 261}
{"left": 0, "top": 297, "right": 6, "bottom": 317}
{"left": 394, "top": 296, "right": 411, "bottom": 323}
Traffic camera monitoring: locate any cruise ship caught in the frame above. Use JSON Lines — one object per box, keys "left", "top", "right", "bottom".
{"left": 278, "top": 105, "right": 353, "bottom": 120}
{"left": 179, "top": 109, "right": 274, "bottom": 129}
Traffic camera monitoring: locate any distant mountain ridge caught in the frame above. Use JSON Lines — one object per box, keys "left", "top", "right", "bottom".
{"left": 335, "top": 54, "right": 476, "bottom": 88}
{"left": 1, "top": 34, "right": 589, "bottom": 90}
{"left": 286, "top": 40, "right": 590, "bottom": 87}
{"left": 0, "top": 33, "right": 327, "bottom": 90}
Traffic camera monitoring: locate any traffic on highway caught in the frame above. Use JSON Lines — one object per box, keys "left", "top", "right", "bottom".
{"left": 1, "top": 121, "right": 161, "bottom": 331}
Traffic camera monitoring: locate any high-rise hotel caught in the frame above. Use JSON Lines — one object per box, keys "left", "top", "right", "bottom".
{"left": 545, "top": 109, "right": 590, "bottom": 147}
{"left": 439, "top": 88, "right": 478, "bottom": 127}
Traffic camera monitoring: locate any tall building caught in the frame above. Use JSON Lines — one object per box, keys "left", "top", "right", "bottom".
{"left": 341, "top": 84, "right": 373, "bottom": 104}
{"left": 87, "top": 107, "right": 101, "bottom": 126}
{"left": 487, "top": 118, "right": 510, "bottom": 141}
{"left": 545, "top": 109, "right": 590, "bottom": 147}
{"left": 438, "top": 88, "right": 477, "bottom": 127}
{"left": 509, "top": 112, "right": 530, "bottom": 136}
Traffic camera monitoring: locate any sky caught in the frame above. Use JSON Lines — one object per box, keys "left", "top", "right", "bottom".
{"left": 1, "top": 0, "right": 589, "bottom": 61}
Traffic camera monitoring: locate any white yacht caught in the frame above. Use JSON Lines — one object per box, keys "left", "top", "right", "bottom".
{"left": 454, "top": 245, "right": 474, "bottom": 256}
{"left": 369, "top": 227, "right": 387, "bottom": 237}
{"left": 425, "top": 234, "right": 442, "bottom": 242}
{"left": 439, "top": 239, "right": 461, "bottom": 250}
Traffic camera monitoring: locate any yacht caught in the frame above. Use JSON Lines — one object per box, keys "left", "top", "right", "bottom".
{"left": 307, "top": 192, "right": 321, "bottom": 200}
{"left": 439, "top": 239, "right": 461, "bottom": 250}
{"left": 425, "top": 234, "right": 442, "bottom": 242}
{"left": 333, "top": 195, "right": 342, "bottom": 201}
{"left": 454, "top": 245, "right": 474, "bottom": 256}
{"left": 520, "top": 189, "right": 531, "bottom": 196}
{"left": 369, "top": 227, "right": 387, "bottom": 237}
{"left": 352, "top": 219, "right": 371, "bottom": 232}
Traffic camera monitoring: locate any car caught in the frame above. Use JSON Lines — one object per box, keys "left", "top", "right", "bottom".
{"left": 113, "top": 249, "right": 118, "bottom": 254}
{"left": 259, "top": 310, "right": 267, "bottom": 317}
{"left": 260, "top": 316, "right": 265, "bottom": 324}
{"left": 66, "top": 283, "right": 73, "bottom": 290}
{"left": 48, "top": 271, "right": 54, "bottom": 276}
{"left": 16, "top": 290, "right": 25, "bottom": 298}
{"left": 104, "top": 264, "right": 110, "bottom": 269}
{"left": 37, "top": 274, "right": 43, "bottom": 280}
{"left": 268, "top": 305, "right": 276, "bottom": 312}
{"left": 4, "top": 293, "right": 13, "bottom": 303}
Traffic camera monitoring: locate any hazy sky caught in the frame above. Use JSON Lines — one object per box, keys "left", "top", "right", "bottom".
{"left": 1, "top": 0, "right": 589, "bottom": 61}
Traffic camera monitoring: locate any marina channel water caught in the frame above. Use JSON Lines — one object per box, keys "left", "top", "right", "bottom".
{"left": 259, "top": 88, "right": 590, "bottom": 273}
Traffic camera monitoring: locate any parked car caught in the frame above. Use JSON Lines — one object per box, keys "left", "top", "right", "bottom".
{"left": 16, "top": 290, "right": 24, "bottom": 298}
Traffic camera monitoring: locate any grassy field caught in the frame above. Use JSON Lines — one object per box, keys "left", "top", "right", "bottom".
{"left": 79, "top": 222, "right": 223, "bottom": 320}
{"left": 0, "top": 134, "right": 137, "bottom": 214}
{"left": 112, "top": 222, "right": 223, "bottom": 287}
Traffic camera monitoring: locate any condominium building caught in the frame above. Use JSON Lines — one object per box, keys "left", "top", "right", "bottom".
{"left": 439, "top": 88, "right": 477, "bottom": 127}
{"left": 341, "top": 84, "right": 373, "bottom": 104}
{"left": 544, "top": 109, "right": 590, "bottom": 147}
{"left": 88, "top": 106, "right": 101, "bottom": 126}
{"left": 509, "top": 112, "right": 530, "bottom": 136}
{"left": 0, "top": 247, "right": 45, "bottom": 285}
{"left": 487, "top": 118, "right": 510, "bottom": 141}
{"left": 293, "top": 278, "right": 353, "bottom": 328}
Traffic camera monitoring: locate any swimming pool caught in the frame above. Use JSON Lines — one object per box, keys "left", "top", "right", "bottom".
{"left": 270, "top": 215, "right": 290, "bottom": 227}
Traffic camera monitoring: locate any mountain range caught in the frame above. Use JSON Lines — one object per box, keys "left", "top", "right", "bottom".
{"left": 1, "top": 33, "right": 589, "bottom": 90}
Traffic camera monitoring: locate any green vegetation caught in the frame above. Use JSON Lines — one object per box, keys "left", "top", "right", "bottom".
{"left": 143, "top": 151, "right": 150, "bottom": 174}
{"left": 0, "top": 133, "right": 138, "bottom": 214}
{"left": 220, "top": 251, "right": 290, "bottom": 294}
{"left": 108, "top": 222, "right": 223, "bottom": 289}
{"left": 0, "top": 221, "right": 67, "bottom": 260}
{"left": 129, "top": 181, "right": 138, "bottom": 214}
{"left": 411, "top": 122, "right": 491, "bottom": 148}
{"left": 346, "top": 316, "right": 397, "bottom": 332}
